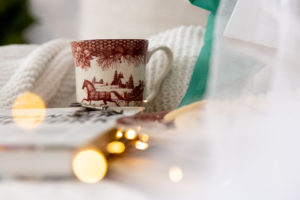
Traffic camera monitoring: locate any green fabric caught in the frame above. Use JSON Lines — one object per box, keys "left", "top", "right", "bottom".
{"left": 189, "top": 0, "right": 219, "bottom": 12}
{"left": 0, "top": 0, "right": 36, "bottom": 45}
{"left": 179, "top": 0, "right": 220, "bottom": 107}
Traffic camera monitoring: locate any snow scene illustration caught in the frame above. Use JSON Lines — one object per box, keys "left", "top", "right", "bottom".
{"left": 72, "top": 39, "right": 148, "bottom": 107}
{"left": 81, "top": 70, "right": 144, "bottom": 106}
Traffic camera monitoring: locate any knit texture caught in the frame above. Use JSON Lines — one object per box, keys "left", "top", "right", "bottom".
{"left": 145, "top": 26, "right": 204, "bottom": 111}
{"left": 0, "top": 26, "right": 204, "bottom": 111}
{"left": 0, "top": 39, "right": 74, "bottom": 108}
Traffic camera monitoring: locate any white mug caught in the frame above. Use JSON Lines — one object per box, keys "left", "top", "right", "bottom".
{"left": 71, "top": 39, "right": 173, "bottom": 107}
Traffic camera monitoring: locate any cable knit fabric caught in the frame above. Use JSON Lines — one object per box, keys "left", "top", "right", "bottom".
{"left": 145, "top": 26, "right": 204, "bottom": 111}
{"left": 0, "top": 26, "right": 204, "bottom": 111}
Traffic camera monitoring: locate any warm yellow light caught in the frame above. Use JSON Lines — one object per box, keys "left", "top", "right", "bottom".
{"left": 106, "top": 141, "right": 125, "bottom": 154}
{"left": 115, "top": 130, "right": 123, "bottom": 139}
{"left": 169, "top": 166, "right": 183, "bottom": 183}
{"left": 135, "top": 141, "right": 149, "bottom": 150}
{"left": 142, "top": 100, "right": 148, "bottom": 103}
{"left": 139, "top": 134, "right": 149, "bottom": 142}
{"left": 72, "top": 149, "right": 107, "bottom": 183}
{"left": 136, "top": 126, "right": 142, "bottom": 132}
{"left": 125, "top": 129, "right": 137, "bottom": 140}
{"left": 11, "top": 92, "right": 46, "bottom": 130}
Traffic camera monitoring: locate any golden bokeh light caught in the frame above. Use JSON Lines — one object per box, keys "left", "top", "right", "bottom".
{"left": 106, "top": 141, "right": 126, "bottom": 154}
{"left": 169, "top": 166, "right": 183, "bottom": 183}
{"left": 115, "top": 130, "right": 123, "bottom": 139}
{"left": 136, "top": 126, "right": 142, "bottom": 132}
{"left": 72, "top": 149, "right": 108, "bottom": 183}
{"left": 142, "top": 99, "right": 148, "bottom": 103}
{"left": 11, "top": 92, "right": 46, "bottom": 130}
{"left": 135, "top": 141, "right": 149, "bottom": 150}
{"left": 139, "top": 134, "right": 149, "bottom": 142}
{"left": 125, "top": 129, "right": 137, "bottom": 140}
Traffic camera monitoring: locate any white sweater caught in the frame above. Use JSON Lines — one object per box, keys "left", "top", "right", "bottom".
{"left": 0, "top": 26, "right": 204, "bottom": 111}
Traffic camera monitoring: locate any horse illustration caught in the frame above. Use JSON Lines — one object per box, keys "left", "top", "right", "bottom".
{"left": 82, "top": 80, "right": 122, "bottom": 106}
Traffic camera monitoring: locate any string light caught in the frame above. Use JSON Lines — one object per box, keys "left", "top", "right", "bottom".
{"left": 115, "top": 130, "right": 123, "bottom": 139}
{"left": 106, "top": 141, "right": 125, "bottom": 154}
{"left": 11, "top": 92, "right": 46, "bottom": 130}
{"left": 72, "top": 149, "right": 107, "bottom": 183}
{"left": 169, "top": 166, "right": 183, "bottom": 183}
{"left": 125, "top": 129, "right": 137, "bottom": 140}
{"left": 139, "top": 133, "right": 149, "bottom": 142}
{"left": 136, "top": 126, "right": 142, "bottom": 132}
{"left": 135, "top": 141, "right": 149, "bottom": 150}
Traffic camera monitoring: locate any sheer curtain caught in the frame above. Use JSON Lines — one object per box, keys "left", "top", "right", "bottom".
{"left": 202, "top": 0, "right": 300, "bottom": 199}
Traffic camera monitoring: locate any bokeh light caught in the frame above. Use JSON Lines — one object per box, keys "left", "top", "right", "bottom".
{"left": 135, "top": 141, "right": 149, "bottom": 150}
{"left": 11, "top": 92, "right": 46, "bottom": 130}
{"left": 72, "top": 149, "right": 108, "bottom": 183}
{"left": 139, "top": 133, "right": 149, "bottom": 142}
{"left": 115, "top": 130, "right": 123, "bottom": 139}
{"left": 125, "top": 129, "right": 137, "bottom": 140}
{"left": 136, "top": 126, "right": 142, "bottom": 132}
{"left": 169, "top": 166, "right": 183, "bottom": 183}
{"left": 106, "top": 141, "right": 126, "bottom": 154}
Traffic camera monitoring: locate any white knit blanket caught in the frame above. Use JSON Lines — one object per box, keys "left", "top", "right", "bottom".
{"left": 0, "top": 26, "right": 204, "bottom": 111}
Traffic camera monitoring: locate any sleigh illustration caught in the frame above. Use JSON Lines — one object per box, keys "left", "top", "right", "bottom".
{"left": 82, "top": 79, "right": 144, "bottom": 106}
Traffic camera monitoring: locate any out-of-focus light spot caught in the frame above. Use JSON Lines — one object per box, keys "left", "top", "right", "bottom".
{"left": 139, "top": 134, "right": 149, "bottom": 142}
{"left": 142, "top": 100, "right": 148, "bottom": 103}
{"left": 106, "top": 141, "right": 125, "bottom": 154}
{"left": 136, "top": 126, "right": 142, "bottom": 132}
{"left": 115, "top": 130, "right": 123, "bottom": 139}
{"left": 125, "top": 129, "right": 137, "bottom": 140}
{"left": 135, "top": 141, "right": 149, "bottom": 150}
{"left": 169, "top": 166, "right": 183, "bottom": 183}
{"left": 12, "top": 92, "right": 46, "bottom": 130}
{"left": 72, "top": 149, "right": 107, "bottom": 183}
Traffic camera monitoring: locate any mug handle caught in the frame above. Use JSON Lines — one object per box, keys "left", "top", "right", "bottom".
{"left": 145, "top": 46, "right": 173, "bottom": 102}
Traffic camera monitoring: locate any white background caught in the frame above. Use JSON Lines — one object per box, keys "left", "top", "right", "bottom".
{"left": 25, "top": 0, "right": 208, "bottom": 43}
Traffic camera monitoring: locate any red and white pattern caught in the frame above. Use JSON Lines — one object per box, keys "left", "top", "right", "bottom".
{"left": 81, "top": 79, "right": 144, "bottom": 107}
{"left": 71, "top": 39, "right": 148, "bottom": 70}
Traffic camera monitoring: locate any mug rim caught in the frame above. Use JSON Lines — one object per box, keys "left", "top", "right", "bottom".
{"left": 71, "top": 39, "right": 148, "bottom": 44}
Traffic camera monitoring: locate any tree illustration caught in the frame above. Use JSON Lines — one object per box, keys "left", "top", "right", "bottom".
{"left": 128, "top": 75, "right": 134, "bottom": 89}
{"left": 118, "top": 72, "right": 124, "bottom": 81}
{"left": 111, "top": 70, "right": 118, "bottom": 85}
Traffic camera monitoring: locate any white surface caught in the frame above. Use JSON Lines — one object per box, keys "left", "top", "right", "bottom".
{"left": 79, "top": 0, "right": 208, "bottom": 39}
{"left": 0, "top": 181, "right": 147, "bottom": 200}
{"left": 26, "top": 0, "right": 79, "bottom": 43}
{"left": 224, "top": 0, "right": 279, "bottom": 48}
{"left": 26, "top": 0, "right": 207, "bottom": 43}
{"left": 0, "top": 151, "right": 73, "bottom": 178}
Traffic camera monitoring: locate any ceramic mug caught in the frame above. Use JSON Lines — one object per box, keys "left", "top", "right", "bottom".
{"left": 71, "top": 39, "right": 173, "bottom": 107}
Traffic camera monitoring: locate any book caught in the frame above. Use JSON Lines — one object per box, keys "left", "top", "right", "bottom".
{"left": 0, "top": 107, "right": 143, "bottom": 179}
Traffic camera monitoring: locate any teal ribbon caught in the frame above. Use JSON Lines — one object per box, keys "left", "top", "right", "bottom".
{"left": 179, "top": 0, "right": 220, "bottom": 107}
